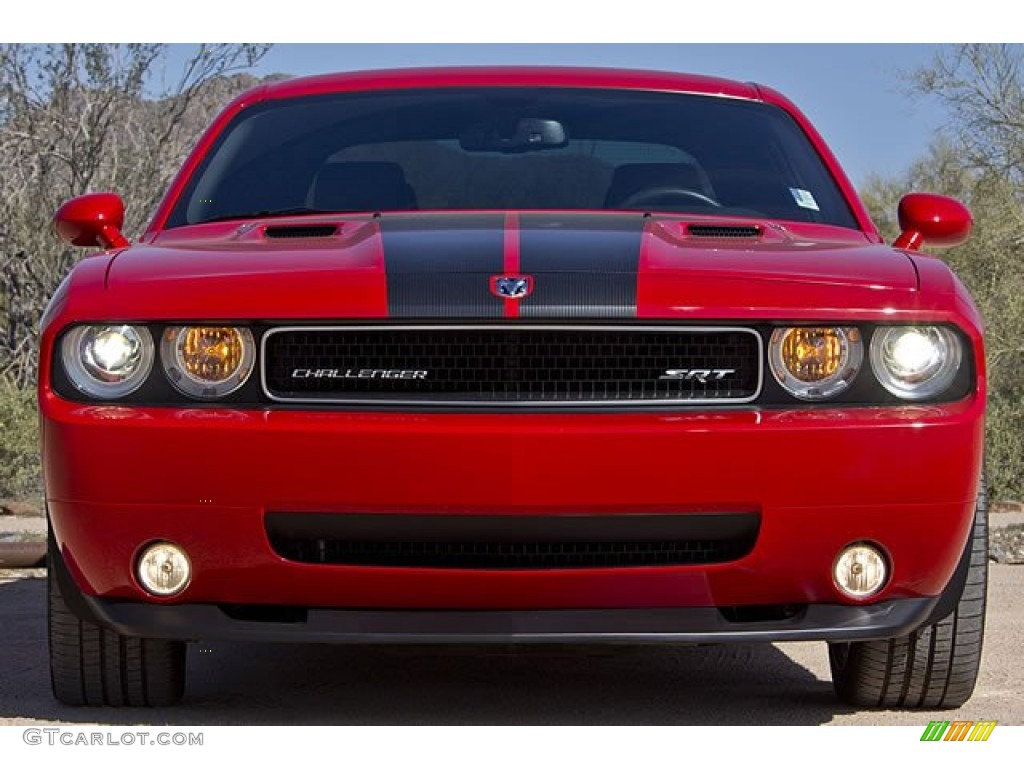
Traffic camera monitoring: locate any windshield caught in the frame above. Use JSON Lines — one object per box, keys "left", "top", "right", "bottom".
{"left": 166, "top": 87, "right": 858, "bottom": 229}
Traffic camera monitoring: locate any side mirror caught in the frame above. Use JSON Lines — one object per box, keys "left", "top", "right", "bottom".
{"left": 54, "top": 193, "right": 130, "bottom": 249}
{"left": 893, "top": 193, "right": 972, "bottom": 251}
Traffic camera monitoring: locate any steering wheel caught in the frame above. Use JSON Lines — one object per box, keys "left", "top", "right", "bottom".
{"left": 617, "top": 186, "right": 722, "bottom": 210}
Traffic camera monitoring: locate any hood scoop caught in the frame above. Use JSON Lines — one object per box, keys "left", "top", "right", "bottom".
{"left": 263, "top": 224, "right": 339, "bottom": 239}
{"left": 686, "top": 224, "right": 762, "bottom": 239}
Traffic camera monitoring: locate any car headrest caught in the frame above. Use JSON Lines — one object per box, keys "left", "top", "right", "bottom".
{"left": 310, "top": 161, "right": 417, "bottom": 212}
{"left": 604, "top": 163, "right": 712, "bottom": 208}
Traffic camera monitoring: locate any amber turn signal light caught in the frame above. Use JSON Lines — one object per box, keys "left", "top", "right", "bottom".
{"left": 769, "top": 326, "right": 863, "bottom": 400}
{"left": 161, "top": 326, "right": 255, "bottom": 399}
{"left": 180, "top": 327, "right": 245, "bottom": 382}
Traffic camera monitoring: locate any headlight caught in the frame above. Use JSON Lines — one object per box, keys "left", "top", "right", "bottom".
{"left": 870, "top": 326, "right": 962, "bottom": 400}
{"left": 769, "top": 326, "right": 863, "bottom": 400}
{"left": 61, "top": 325, "right": 154, "bottom": 398}
{"left": 160, "top": 326, "right": 255, "bottom": 399}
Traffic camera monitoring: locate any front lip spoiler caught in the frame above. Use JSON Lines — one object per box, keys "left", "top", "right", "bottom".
{"left": 81, "top": 595, "right": 938, "bottom": 645}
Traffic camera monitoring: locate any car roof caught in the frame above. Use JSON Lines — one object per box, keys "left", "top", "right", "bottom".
{"left": 254, "top": 66, "right": 764, "bottom": 103}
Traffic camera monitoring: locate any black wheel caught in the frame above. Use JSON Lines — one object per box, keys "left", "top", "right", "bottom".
{"left": 48, "top": 534, "right": 186, "bottom": 706}
{"left": 828, "top": 480, "right": 988, "bottom": 709}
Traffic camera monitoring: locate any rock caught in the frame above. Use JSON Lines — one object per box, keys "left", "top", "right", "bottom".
{"left": 990, "top": 524, "right": 1024, "bottom": 565}
{"left": 0, "top": 500, "right": 43, "bottom": 517}
{"left": 992, "top": 501, "right": 1024, "bottom": 514}
{"left": 0, "top": 541, "right": 47, "bottom": 568}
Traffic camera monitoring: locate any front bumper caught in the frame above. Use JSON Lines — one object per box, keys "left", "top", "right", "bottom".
{"left": 43, "top": 391, "right": 983, "bottom": 621}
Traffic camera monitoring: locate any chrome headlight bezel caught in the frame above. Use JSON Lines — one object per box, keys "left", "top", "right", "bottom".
{"left": 60, "top": 324, "right": 155, "bottom": 399}
{"left": 869, "top": 325, "right": 963, "bottom": 401}
{"left": 768, "top": 326, "right": 864, "bottom": 401}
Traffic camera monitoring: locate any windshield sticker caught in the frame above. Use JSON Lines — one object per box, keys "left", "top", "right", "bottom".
{"left": 790, "top": 187, "right": 820, "bottom": 211}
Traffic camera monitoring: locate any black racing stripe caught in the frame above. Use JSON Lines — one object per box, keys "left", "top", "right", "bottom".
{"left": 518, "top": 214, "right": 644, "bottom": 318}
{"left": 381, "top": 214, "right": 505, "bottom": 318}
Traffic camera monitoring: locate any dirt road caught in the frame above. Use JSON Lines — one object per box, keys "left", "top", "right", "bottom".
{"left": 1, "top": 565, "right": 1020, "bottom": 725}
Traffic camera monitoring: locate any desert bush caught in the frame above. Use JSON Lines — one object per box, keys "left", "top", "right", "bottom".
{"left": 0, "top": 381, "right": 40, "bottom": 501}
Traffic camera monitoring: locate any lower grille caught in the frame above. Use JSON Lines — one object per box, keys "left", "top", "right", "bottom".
{"left": 273, "top": 539, "right": 736, "bottom": 569}
{"left": 266, "top": 512, "right": 760, "bottom": 570}
{"left": 261, "top": 325, "right": 762, "bottom": 406}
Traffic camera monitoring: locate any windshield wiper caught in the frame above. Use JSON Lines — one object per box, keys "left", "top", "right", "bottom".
{"left": 199, "top": 207, "right": 357, "bottom": 224}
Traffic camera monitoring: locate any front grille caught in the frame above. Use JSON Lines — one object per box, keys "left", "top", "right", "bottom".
{"left": 266, "top": 512, "right": 760, "bottom": 570}
{"left": 262, "top": 326, "right": 762, "bottom": 406}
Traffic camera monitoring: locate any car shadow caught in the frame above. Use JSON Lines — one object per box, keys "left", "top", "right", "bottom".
{"left": 0, "top": 575, "right": 847, "bottom": 725}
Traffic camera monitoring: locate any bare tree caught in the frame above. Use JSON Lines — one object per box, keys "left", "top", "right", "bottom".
{"left": 0, "top": 43, "right": 271, "bottom": 386}
{"left": 913, "top": 44, "right": 1024, "bottom": 187}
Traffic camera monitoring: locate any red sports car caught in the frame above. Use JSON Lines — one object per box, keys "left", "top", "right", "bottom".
{"left": 41, "top": 67, "right": 986, "bottom": 709}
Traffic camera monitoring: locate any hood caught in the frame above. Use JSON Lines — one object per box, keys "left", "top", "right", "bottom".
{"left": 100, "top": 212, "right": 921, "bottom": 322}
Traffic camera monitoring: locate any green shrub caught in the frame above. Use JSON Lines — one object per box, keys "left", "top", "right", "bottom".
{"left": 987, "top": 397, "right": 1024, "bottom": 502}
{"left": 0, "top": 382, "right": 41, "bottom": 501}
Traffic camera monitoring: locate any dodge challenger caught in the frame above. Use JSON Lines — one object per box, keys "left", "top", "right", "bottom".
{"left": 41, "top": 67, "right": 986, "bottom": 709}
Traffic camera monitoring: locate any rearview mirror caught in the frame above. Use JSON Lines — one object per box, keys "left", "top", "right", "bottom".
{"left": 893, "top": 193, "right": 972, "bottom": 251}
{"left": 54, "top": 193, "right": 130, "bottom": 249}
{"left": 460, "top": 118, "right": 568, "bottom": 153}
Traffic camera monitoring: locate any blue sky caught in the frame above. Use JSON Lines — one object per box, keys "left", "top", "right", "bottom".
{"left": 170, "top": 44, "right": 949, "bottom": 187}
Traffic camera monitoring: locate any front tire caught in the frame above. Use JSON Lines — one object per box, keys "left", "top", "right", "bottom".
{"left": 828, "top": 481, "right": 988, "bottom": 709}
{"left": 48, "top": 535, "right": 186, "bottom": 706}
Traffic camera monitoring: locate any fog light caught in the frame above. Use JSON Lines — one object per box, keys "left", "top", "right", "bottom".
{"left": 833, "top": 543, "right": 888, "bottom": 599}
{"left": 136, "top": 542, "right": 191, "bottom": 597}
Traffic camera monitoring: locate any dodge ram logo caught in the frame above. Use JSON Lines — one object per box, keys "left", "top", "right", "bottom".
{"left": 491, "top": 275, "right": 534, "bottom": 299}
